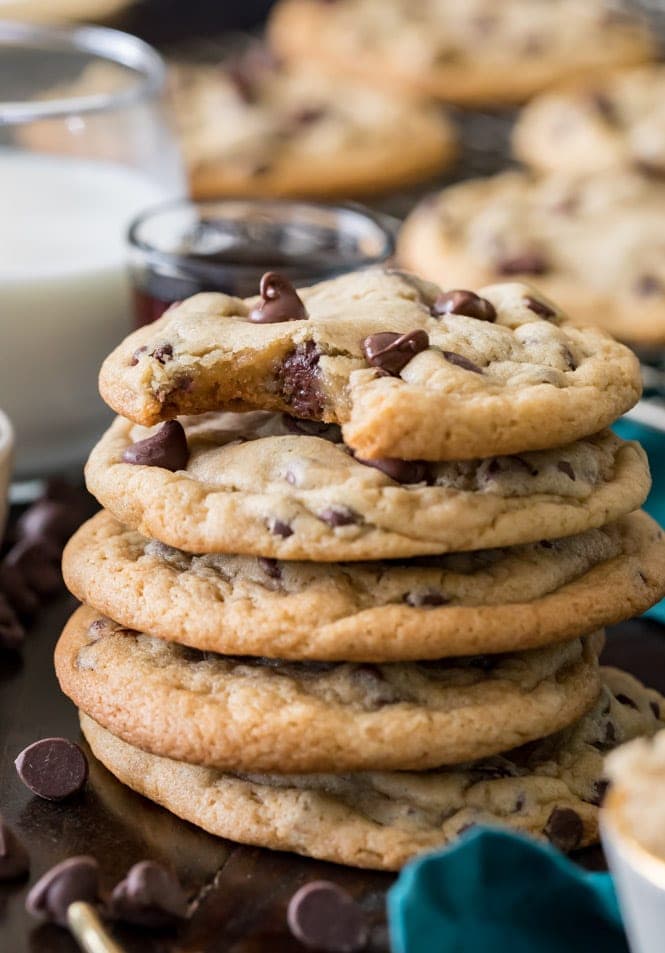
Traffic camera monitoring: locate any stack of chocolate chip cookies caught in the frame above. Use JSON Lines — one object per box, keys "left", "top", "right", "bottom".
{"left": 58, "top": 268, "right": 665, "bottom": 870}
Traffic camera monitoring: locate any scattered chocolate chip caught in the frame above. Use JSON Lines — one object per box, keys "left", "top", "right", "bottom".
{"left": 498, "top": 254, "right": 549, "bottom": 277}
{"left": 524, "top": 296, "right": 556, "bottom": 319}
{"left": 249, "top": 272, "right": 308, "bottom": 323}
{"left": 634, "top": 274, "right": 663, "bottom": 297}
{"left": 122, "top": 420, "right": 189, "bottom": 471}
{"left": 318, "top": 506, "right": 360, "bottom": 528}
{"left": 282, "top": 416, "right": 342, "bottom": 442}
{"left": 15, "top": 738, "right": 88, "bottom": 801}
{"left": 130, "top": 346, "right": 148, "bottom": 366}
{"left": 355, "top": 456, "right": 430, "bottom": 484}
{"left": 361, "top": 330, "right": 429, "bottom": 376}
{"left": 259, "top": 557, "right": 282, "bottom": 581}
{"left": 650, "top": 700, "right": 661, "bottom": 719}
{"left": 16, "top": 500, "right": 78, "bottom": 545}
{"left": 432, "top": 290, "right": 496, "bottom": 322}
{"left": 150, "top": 343, "right": 173, "bottom": 364}
{"left": 0, "top": 817, "right": 29, "bottom": 881}
{"left": 287, "top": 880, "right": 368, "bottom": 953}
{"left": 4, "top": 538, "right": 62, "bottom": 597}
{"left": 26, "top": 856, "right": 100, "bottom": 927}
{"left": 269, "top": 518, "right": 293, "bottom": 539}
{"left": 278, "top": 342, "right": 324, "bottom": 418}
{"left": 404, "top": 590, "right": 448, "bottom": 607}
{"left": 557, "top": 461, "right": 576, "bottom": 481}
{"left": 110, "top": 861, "right": 188, "bottom": 928}
{"left": 442, "top": 351, "right": 483, "bottom": 374}
{"left": 545, "top": 807, "right": 583, "bottom": 852}
{"left": 0, "top": 593, "right": 25, "bottom": 651}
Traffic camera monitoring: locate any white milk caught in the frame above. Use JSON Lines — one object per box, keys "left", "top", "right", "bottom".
{"left": 0, "top": 149, "right": 172, "bottom": 476}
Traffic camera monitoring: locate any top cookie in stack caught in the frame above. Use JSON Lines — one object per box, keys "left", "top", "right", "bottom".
{"left": 58, "top": 267, "right": 665, "bottom": 869}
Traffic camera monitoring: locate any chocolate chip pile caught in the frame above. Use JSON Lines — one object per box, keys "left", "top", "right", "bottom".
{"left": 54, "top": 268, "right": 665, "bottom": 892}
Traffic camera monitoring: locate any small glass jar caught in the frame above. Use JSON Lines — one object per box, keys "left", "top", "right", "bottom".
{"left": 128, "top": 198, "right": 397, "bottom": 327}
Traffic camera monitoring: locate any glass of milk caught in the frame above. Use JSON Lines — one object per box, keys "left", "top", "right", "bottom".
{"left": 0, "top": 20, "right": 186, "bottom": 478}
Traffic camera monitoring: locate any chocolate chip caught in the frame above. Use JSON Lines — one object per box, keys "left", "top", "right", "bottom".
{"left": 524, "top": 295, "right": 556, "bottom": 319}
{"left": 0, "top": 594, "right": 25, "bottom": 651}
{"left": 26, "top": 856, "right": 100, "bottom": 927}
{"left": 544, "top": 807, "right": 583, "bottom": 852}
{"left": 269, "top": 518, "right": 293, "bottom": 538}
{"left": 498, "top": 254, "right": 549, "bottom": 277}
{"left": 590, "top": 91, "right": 618, "bottom": 124}
{"left": 616, "top": 693, "right": 638, "bottom": 710}
{"left": 361, "top": 330, "right": 429, "bottom": 376}
{"left": 4, "top": 538, "right": 62, "bottom": 598}
{"left": 15, "top": 738, "right": 88, "bottom": 801}
{"left": 432, "top": 290, "right": 496, "bottom": 322}
{"left": 513, "top": 794, "right": 526, "bottom": 813}
{"left": 122, "top": 420, "right": 189, "bottom": 471}
{"left": 634, "top": 274, "right": 663, "bottom": 297}
{"left": 0, "top": 817, "right": 29, "bottom": 881}
{"left": 352, "top": 664, "right": 402, "bottom": 708}
{"left": 150, "top": 343, "right": 173, "bottom": 364}
{"left": 130, "top": 345, "right": 148, "bottom": 366}
{"left": 16, "top": 500, "right": 79, "bottom": 545}
{"left": 0, "top": 562, "right": 39, "bottom": 617}
{"left": 87, "top": 617, "right": 112, "bottom": 641}
{"left": 404, "top": 590, "right": 448, "bottom": 607}
{"left": 355, "top": 456, "right": 431, "bottom": 484}
{"left": 259, "top": 557, "right": 282, "bottom": 580}
{"left": 442, "top": 351, "right": 483, "bottom": 374}
{"left": 561, "top": 346, "right": 577, "bottom": 371}
{"left": 287, "top": 880, "right": 368, "bottom": 953}
{"left": 318, "top": 506, "right": 360, "bottom": 528}
{"left": 650, "top": 700, "right": 661, "bottom": 719}
{"left": 282, "top": 416, "right": 342, "bottom": 442}
{"left": 557, "top": 461, "right": 575, "bottom": 481}
{"left": 249, "top": 272, "right": 308, "bottom": 323}
{"left": 278, "top": 342, "right": 324, "bottom": 418}
{"left": 110, "top": 861, "right": 188, "bottom": 928}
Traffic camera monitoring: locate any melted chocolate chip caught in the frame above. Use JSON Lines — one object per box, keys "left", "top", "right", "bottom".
{"left": 318, "top": 506, "right": 360, "bottom": 528}
{"left": 110, "top": 861, "right": 188, "bottom": 928}
{"left": 269, "top": 518, "right": 293, "bottom": 539}
{"left": 557, "top": 461, "right": 576, "bottom": 481}
{"left": 122, "top": 420, "right": 189, "bottom": 471}
{"left": 404, "top": 590, "right": 448, "bottom": 607}
{"left": 442, "top": 351, "right": 483, "bottom": 374}
{"left": 356, "top": 456, "right": 431, "bottom": 484}
{"left": 15, "top": 738, "right": 88, "bottom": 801}
{"left": 0, "top": 817, "right": 29, "bottom": 881}
{"left": 26, "top": 856, "right": 100, "bottom": 926}
{"left": 432, "top": 289, "right": 496, "bottom": 322}
{"left": 287, "top": 881, "right": 368, "bottom": 953}
{"left": 524, "top": 296, "right": 556, "bottom": 319}
{"left": 150, "top": 343, "right": 173, "bottom": 364}
{"left": 259, "top": 557, "right": 282, "bottom": 581}
{"left": 282, "top": 415, "right": 342, "bottom": 442}
{"left": 498, "top": 254, "right": 549, "bottom": 277}
{"left": 278, "top": 342, "right": 324, "bottom": 418}
{"left": 544, "top": 807, "right": 583, "bottom": 852}
{"left": 361, "top": 330, "right": 429, "bottom": 376}
{"left": 249, "top": 272, "right": 308, "bottom": 323}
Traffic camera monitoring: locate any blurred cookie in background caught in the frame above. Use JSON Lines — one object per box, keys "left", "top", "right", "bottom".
{"left": 398, "top": 169, "right": 665, "bottom": 346}
{"left": 514, "top": 65, "right": 665, "bottom": 177}
{"left": 268, "top": 0, "right": 655, "bottom": 107}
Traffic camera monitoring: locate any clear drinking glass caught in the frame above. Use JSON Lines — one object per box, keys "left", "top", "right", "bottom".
{"left": 0, "top": 21, "right": 186, "bottom": 478}
{"left": 128, "top": 197, "right": 397, "bottom": 327}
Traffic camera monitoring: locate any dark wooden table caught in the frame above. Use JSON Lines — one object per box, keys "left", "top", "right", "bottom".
{"left": 2, "top": 597, "right": 665, "bottom": 952}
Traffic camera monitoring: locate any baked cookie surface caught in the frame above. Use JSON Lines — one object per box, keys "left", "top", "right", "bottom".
{"left": 57, "top": 606, "right": 602, "bottom": 773}
{"left": 398, "top": 172, "right": 665, "bottom": 345}
{"left": 98, "top": 269, "right": 641, "bottom": 460}
{"left": 514, "top": 65, "right": 665, "bottom": 177}
{"left": 268, "top": 0, "right": 654, "bottom": 106}
{"left": 79, "top": 668, "right": 664, "bottom": 869}
{"left": 84, "top": 413, "right": 650, "bottom": 560}
{"left": 63, "top": 510, "right": 665, "bottom": 661}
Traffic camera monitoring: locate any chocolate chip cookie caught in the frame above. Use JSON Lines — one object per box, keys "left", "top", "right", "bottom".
{"left": 79, "top": 667, "right": 663, "bottom": 869}
{"left": 63, "top": 510, "right": 665, "bottom": 661}
{"left": 267, "top": 0, "right": 654, "bottom": 107}
{"left": 98, "top": 269, "right": 641, "bottom": 461}
{"left": 514, "top": 65, "right": 665, "bottom": 178}
{"left": 57, "top": 606, "right": 602, "bottom": 773}
{"left": 84, "top": 413, "right": 649, "bottom": 560}
{"left": 398, "top": 171, "right": 665, "bottom": 345}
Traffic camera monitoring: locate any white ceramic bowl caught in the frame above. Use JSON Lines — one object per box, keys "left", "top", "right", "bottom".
{"left": 602, "top": 793, "right": 665, "bottom": 953}
{"left": 0, "top": 409, "right": 14, "bottom": 534}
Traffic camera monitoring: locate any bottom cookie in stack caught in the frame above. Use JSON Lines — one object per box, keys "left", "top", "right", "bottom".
{"left": 79, "top": 668, "right": 664, "bottom": 871}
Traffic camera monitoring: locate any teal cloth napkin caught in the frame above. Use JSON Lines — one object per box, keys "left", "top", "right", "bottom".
{"left": 614, "top": 419, "right": 665, "bottom": 622}
{"left": 387, "top": 828, "right": 627, "bottom": 953}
